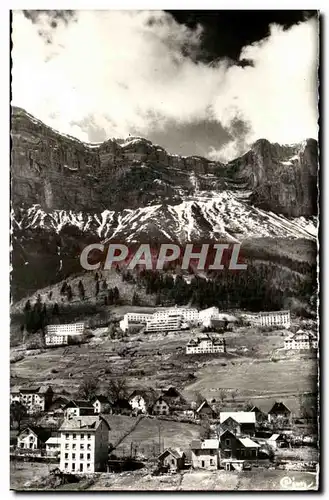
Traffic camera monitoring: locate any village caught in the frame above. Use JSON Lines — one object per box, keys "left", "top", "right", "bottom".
{"left": 10, "top": 305, "right": 319, "bottom": 490}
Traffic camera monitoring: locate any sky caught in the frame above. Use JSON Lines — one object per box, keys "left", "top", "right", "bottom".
{"left": 11, "top": 10, "right": 319, "bottom": 161}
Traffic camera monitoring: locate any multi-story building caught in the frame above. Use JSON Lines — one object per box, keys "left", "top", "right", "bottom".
{"left": 59, "top": 416, "right": 110, "bottom": 473}
{"left": 219, "top": 412, "right": 256, "bottom": 437}
{"left": 198, "top": 307, "right": 219, "bottom": 327}
{"left": 119, "top": 313, "right": 153, "bottom": 332}
{"left": 119, "top": 307, "right": 199, "bottom": 333}
{"left": 45, "top": 333, "right": 69, "bottom": 347}
{"left": 151, "top": 396, "right": 171, "bottom": 416}
{"left": 284, "top": 330, "right": 318, "bottom": 350}
{"left": 257, "top": 310, "right": 291, "bottom": 329}
{"left": 146, "top": 310, "right": 183, "bottom": 333}
{"left": 46, "top": 323, "right": 85, "bottom": 336}
{"left": 10, "top": 386, "right": 53, "bottom": 414}
{"left": 186, "top": 334, "right": 226, "bottom": 354}
{"left": 92, "top": 396, "right": 112, "bottom": 414}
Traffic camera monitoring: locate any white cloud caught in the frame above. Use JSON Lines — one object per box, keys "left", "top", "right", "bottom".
{"left": 11, "top": 11, "right": 318, "bottom": 160}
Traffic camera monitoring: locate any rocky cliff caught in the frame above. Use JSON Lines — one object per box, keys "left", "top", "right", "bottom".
{"left": 10, "top": 107, "right": 318, "bottom": 300}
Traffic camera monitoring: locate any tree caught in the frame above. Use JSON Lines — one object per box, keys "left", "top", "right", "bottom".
{"left": 194, "top": 392, "right": 205, "bottom": 407}
{"left": 52, "top": 303, "right": 60, "bottom": 316}
{"left": 113, "top": 287, "right": 120, "bottom": 304}
{"left": 219, "top": 389, "right": 227, "bottom": 404}
{"left": 199, "top": 419, "right": 212, "bottom": 440}
{"left": 231, "top": 389, "right": 238, "bottom": 403}
{"left": 95, "top": 281, "right": 100, "bottom": 297}
{"left": 10, "top": 402, "right": 27, "bottom": 431}
{"left": 132, "top": 291, "right": 139, "bottom": 306}
{"left": 78, "top": 280, "right": 85, "bottom": 300}
{"left": 95, "top": 272, "right": 99, "bottom": 281}
{"left": 108, "top": 324, "right": 117, "bottom": 339}
{"left": 107, "top": 377, "right": 128, "bottom": 404}
{"left": 102, "top": 280, "right": 108, "bottom": 291}
{"left": 48, "top": 290, "right": 53, "bottom": 300}
{"left": 66, "top": 285, "right": 73, "bottom": 301}
{"left": 60, "top": 281, "right": 68, "bottom": 295}
{"left": 78, "top": 376, "right": 99, "bottom": 401}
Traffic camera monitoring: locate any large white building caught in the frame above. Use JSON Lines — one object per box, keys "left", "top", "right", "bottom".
{"left": 257, "top": 310, "right": 291, "bottom": 328}
{"left": 10, "top": 386, "right": 53, "bottom": 414}
{"left": 45, "top": 323, "right": 85, "bottom": 346}
{"left": 59, "top": 416, "right": 110, "bottom": 473}
{"left": 119, "top": 312, "right": 153, "bottom": 332}
{"left": 46, "top": 323, "right": 85, "bottom": 336}
{"left": 186, "top": 334, "right": 226, "bottom": 354}
{"left": 284, "top": 329, "right": 318, "bottom": 350}
{"left": 120, "top": 307, "right": 200, "bottom": 333}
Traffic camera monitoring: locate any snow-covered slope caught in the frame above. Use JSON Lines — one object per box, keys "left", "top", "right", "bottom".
{"left": 13, "top": 189, "right": 317, "bottom": 243}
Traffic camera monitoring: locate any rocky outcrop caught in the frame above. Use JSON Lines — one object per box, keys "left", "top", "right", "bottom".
{"left": 226, "top": 138, "right": 318, "bottom": 217}
{"left": 11, "top": 107, "right": 219, "bottom": 212}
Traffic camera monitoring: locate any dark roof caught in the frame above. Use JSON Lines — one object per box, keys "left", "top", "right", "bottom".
{"left": 162, "top": 387, "right": 182, "bottom": 399}
{"left": 64, "top": 399, "right": 94, "bottom": 409}
{"left": 159, "top": 448, "right": 185, "bottom": 460}
{"left": 268, "top": 401, "right": 292, "bottom": 414}
{"left": 18, "top": 426, "right": 52, "bottom": 443}
{"left": 112, "top": 398, "right": 131, "bottom": 409}
{"left": 93, "top": 395, "right": 111, "bottom": 404}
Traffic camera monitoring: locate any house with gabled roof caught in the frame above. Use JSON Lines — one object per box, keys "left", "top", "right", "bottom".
{"left": 128, "top": 388, "right": 160, "bottom": 415}
{"left": 219, "top": 412, "right": 256, "bottom": 436}
{"left": 11, "top": 385, "right": 54, "bottom": 414}
{"left": 64, "top": 400, "right": 94, "bottom": 418}
{"left": 186, "top": 334, "right": 226, "bottom": 354}
{"left": 17, "top": 426, "right": 52, "bottom": 451}
{"left": 268, "top": 402, "right": 292, "bottom": 424}
{"left": 92, "top": 395, "right": 112, "bottom": 414}
{"left": 191, "top": 438, "right": 220, "bottom": 470}
{"left": 158, "top": 448, "right": 186, "bottom": 472}
{"left": 219, "top": 429, "right": 260, "bottom": 465}
{"left": 195, "top": 400, "right": 217, "bottom": 420}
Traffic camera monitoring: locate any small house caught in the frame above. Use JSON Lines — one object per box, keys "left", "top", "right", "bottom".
{"left": 92, "top": 395, "right": 112, "bottom": 414}
{"left": 17, "top": 426, "right": 52, "bottom": 451}
{"left": 219, "top": 412, "right": 256, "bottom": 436}
{"left": 220, "top": 429, "right": 260, "bottom": 461}
{"left": 64, "top": 400, "right": 95, "bottom": 418}
{"left": 45, "top": 434, "right": 61, "bottom": 456}
{"left": 267, "top": 433, "right": 289, "bottom": 449}
{"left": 151, "top": 396, "right": 171, "bottom": 416}
{"left": 191, "top": 438, "right": 220, "bottom": 470}
{"left": 268, "top": 402, "right": 292, "bottom": 424}
{"left": 158, "top": 448, "right": 186, "bottom": 473}
{"left": 128, "top": 389, "right": 159, "bottom": 415}
{"left": 195, "top": 400, "right": 217, "bottom": 420}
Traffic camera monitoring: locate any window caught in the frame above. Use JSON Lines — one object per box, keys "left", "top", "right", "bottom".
{"left": 80, "top": 464, "right": 83, "bottom": 472}
{"left": 87, "top": 464, "right": 90, "bottom": 471}
{"left": 87, "top": 453, "right": 90, "bottom": 460}
{"left": 65, "top": 444, "right": 69, "bottom": 450}
{"left": 225, "top": 439, "right": 231, "bottom": 446}
{"left": 73, "top": 434, "right": 76, "bottom": 440}
{"left": 81, "top": 434, "right": 84, "bottom": 439}
{"left": 72, "top": 444, "right": 76, "bottom": 450}
{"left": 171, "top": 459, "right": 175, "bottom": 465}
{"left": 87, "top": 434, "right": 91, "bottom": 440}
{"left": 65, "top": 453, "right": 68, "bottom": 459}
{"left": 65, "top": 463, "right": 68, "bottom": 470}
{"left": 80, "top": 454, "right": 84, "bottom": 460}
{"left": 80, "top": 444, "right": 84, "bottom": 450}
{"left": 72, "top": 453, "right": 76, "bottom": 459}
{"left": 65, "top": 434, "right": 69, "bottom": 440}
{"left": 201, "top": 460, "right": 205, "bottom": 468}
{"left": 210, "top": 459, "right": 214, "bottom": 465}
{"left": 72, "top": 463, "right": 75, "bottom": 471}
{"left": 87, "top": 444, "right": 91, "bottom": 450}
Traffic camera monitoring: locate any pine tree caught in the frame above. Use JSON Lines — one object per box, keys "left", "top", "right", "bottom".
{"left": 60, "top": 281, "right": 68, "bottom": 295}
{"left": 66, "top": 285, "right": 73, "bottom": 301}
{"left": 78, "top": 280, "right": 85, "bottom": 300}
{"left": 102, "top": 280, "right": 108, "bottom": 291}
{"left": 95, "top": 280, "right": 100, "bottom": 296}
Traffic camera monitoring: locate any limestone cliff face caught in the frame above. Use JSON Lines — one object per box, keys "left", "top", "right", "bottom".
{"left": 226, "top": 138, "right": 318, "bottom": 217}
{"left": 11, "top": 107, "right": 219, "bottom": 212}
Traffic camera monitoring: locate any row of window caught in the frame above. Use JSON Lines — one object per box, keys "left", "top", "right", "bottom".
{"left": 65, "top": 443, "right": 91, "bottom": 450}
{"left": 65, "top": 433, "right": 92, "bottom": 440}
{"left": 64, "top": 463, "right": 91, "bottom": 472}
{"left": 64, "top": 452, "right": 91, "bottom": 460}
